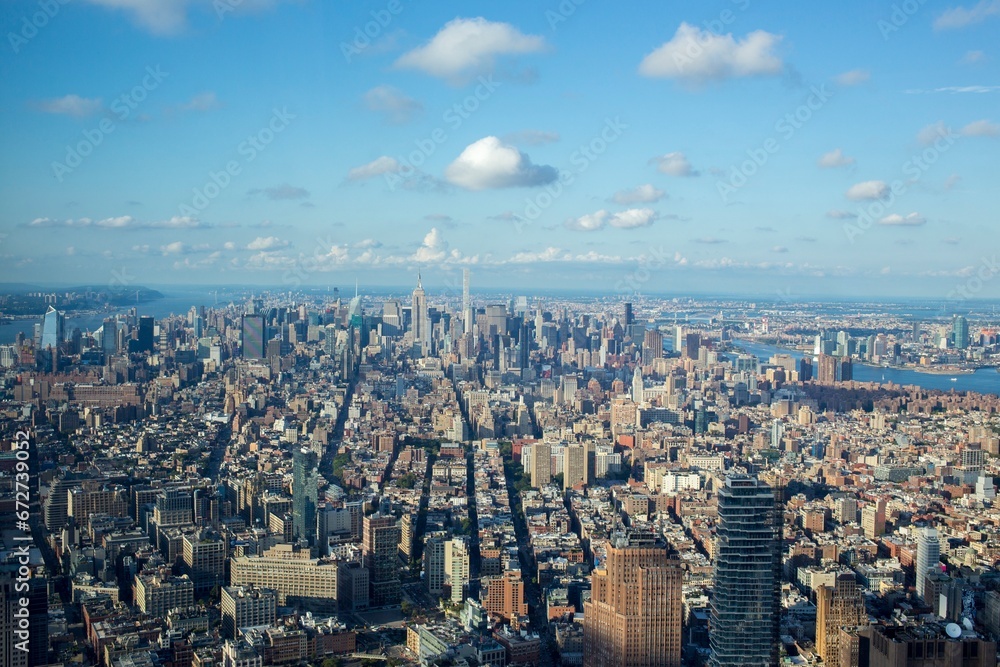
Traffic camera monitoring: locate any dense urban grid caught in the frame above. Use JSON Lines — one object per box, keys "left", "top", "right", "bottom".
{"left": 2, "top": 276, "right": 999, "bottom": 667}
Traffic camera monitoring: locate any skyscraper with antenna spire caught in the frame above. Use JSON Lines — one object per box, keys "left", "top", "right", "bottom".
{"left": 463, "top": 268, "right": 473, "bottom": 335}
{"left": 411, "top": 273, "right": 428, "bottom": 352}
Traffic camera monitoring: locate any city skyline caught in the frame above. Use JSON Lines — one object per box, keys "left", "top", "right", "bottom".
{"left": 1, "top": 1, "right": 999, "bottom": 297}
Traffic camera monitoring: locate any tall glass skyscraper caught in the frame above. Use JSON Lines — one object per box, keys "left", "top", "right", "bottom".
{"left": 709, "top": 476, "right": 782, "bottom": 667}
{"left": 292, "top": 447, "right": 319, "bottom": 546}
{"left": 953, "top": 315, "right": 969, "bottom": 349}
{"left": 40, "top": 305, "right": 63, "bottom": 349}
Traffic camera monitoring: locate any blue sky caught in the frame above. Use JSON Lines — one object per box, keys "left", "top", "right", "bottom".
{"left": 0, "top": 0, "right": 998, "bottom": 299}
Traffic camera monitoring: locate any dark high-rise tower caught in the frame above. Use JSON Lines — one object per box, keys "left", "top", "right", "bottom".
{"left": 624, "top": 302, "right": 633, "bottom": 327}
{"left": 709, "top": 476, "right": 782, "bottom": 667}
{"left": 137, "top": 315, "right": 155, "bottom": 352}
{"left": 292, "top": 447, "right": 319, "bottom": 546}
{"left": 242, "top": 314, "right": 266, "bottom": 359}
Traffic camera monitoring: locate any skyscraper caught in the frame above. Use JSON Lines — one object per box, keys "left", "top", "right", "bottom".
{"left": 292, "top": 447, "right": 319, "bottom": 546}
{"left": 709, "top": 476, "right": 782, "bottom": 667}
{"left": 815, "top": 571, "right": 867, "bottom": 663}
{"left": 583, "top": 531, "right": 683, "bottom": 667}
{"left": 953, "top": 315, "right": 969, "bottom": 349}
{"left": 916, "top": 526, "right": 941, "bottom": 600}
{"left": 463, "top": 268, "right": 473, "bottom": 335}
{"left": 623, "top": 302, "right": 633, "bottom": 327}
{"left": 363, "top": 514, "right": 401, "bottom": 606}
{"left": 137, "top": 315, "right": 155, "bottom": 352}
{"left": 642, "top": 328, "right": 663, "bottom": 364}
{"left": 40, "top": 305, "right": 64, "bottom": 349}
{"left": 242, "top": 314, "right": 265, "bottom": 359}
{"left": 411, "top": 273, "right": 428, "bottom": 346}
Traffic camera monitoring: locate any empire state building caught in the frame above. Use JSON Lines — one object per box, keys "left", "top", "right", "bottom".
{"left": 411, "top": 273, "right": 428, "bottom": 347}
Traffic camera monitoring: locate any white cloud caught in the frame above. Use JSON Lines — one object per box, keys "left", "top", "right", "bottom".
{"left": 827, "top": 209, "right": 857, "bottom": 220}
{"left": 934, "top": 0, "right": 1000, "bottom": 29}
{"left": 818, "top": 148, "right": 855, "bottom": 168}
{"left": 363, "top": 85, "right": 422, "bottom": 124}
{"left": 638, "top": 23, "right": 783, "bottom": 82}
{"left": 944, "top": 174, "right": 962, "bottom": 190}
{"left": 566, "top": 208, "right": 657, "bottom": 231}
{"left": 917, "top": 121, "right": 954, "bottom": 145}
{"left": 347, "top": 156, "right": 401, "bottom": 181}
{"left": 650, "top": 152, "right": 698, "bottom": 177}
{"left": 413, "top": 228, "right": 448, "bottom": 262}
{"left": 845, "top": 180, "right": 889, "bottom": 201}
{"left": 612, "top": 184, "right": 666, "bottom": 204}
{"left": 246, "top": 236, "right": 289, "bottom": 251}
{"left": 565, "top": 211, "right": 608, "bottom": 232}
{"left": 960, "top": 119, "right": 1000, "bottom": 136}
{"left": 33, "top": 94, "right": 102, "bottom": 117}
{"left": 25, "top": 215, "right": 204, "bottom": 230}
{"left": 160, "top": 241, "right": 187, "bottom": 255}
{"left": 834, "top": 69, "right": 870, "bottom": 86}
{"left": 962, "top": 50, "right": 986, "bottom": 64}
{"left": 445, "top": 136, "right": 557, "bottom": 190}
{"left": 608, "top": 208, "right": 657, "bottom": 229}
{"left": 394, "top": 17, "right": 546, "bottom": 80}
{"left": 879, "top": 212, "right": 926, "bottom": 226}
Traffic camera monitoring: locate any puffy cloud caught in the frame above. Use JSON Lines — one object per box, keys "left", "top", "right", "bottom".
{"left": 363, "top": 85, "right": 422, "bottom": 124}
{"left": 879, "top": 212, "right": 926, "bottom": 226}
{"left": 608, "top": 208, "right": 657, "bottom": 229}
{"left": 445, "top": 136, "right": 557, "bottom": 190}
{"left": 160, "top": 241, "right": 187, "bottom": 255}
{"left": 834, "top": 69, "right": 870, "bottom": 86}
{"left": 33, "top": 94, "right": 102, "bottom": 117}
{"left": 565, "top": 211, "right": 608, "bottom": 232}
{"left": 246, "top": 236, "right": 290, "bottom": 250}
{"left": 934, "top": 0, "right": 1000, "bottom": 29}
{"left": 347, "top": 156, "right": 401, "bottom": 181}
{"left": 413, "top": 227, "right": 448, "bottom": 262}
{"left": 638, "top": 23, "right": 783, "bottom": 82}
{"left": 960, "top": 119, "right": 1000, "bottom": 136}
{"left": 650, "top": 152, "right": 698, "bottom": 177}
{"left": 818, "top": 148, "right": 855, "bottom": 168}
{"left": 612, "top": 184, "right": 666, "bottom": 204}
{"left": 395, "top": 17, "right": 546, "bottom": 79}
{"left": 565, "top": 208, "right": 657, "bottom": 231}
{"left": 845, "top": 180, "right": 889, "bottom": 201}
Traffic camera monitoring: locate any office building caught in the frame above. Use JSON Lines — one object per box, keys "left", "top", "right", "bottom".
{"left": 815, "top": 571, "right": 867, "bottom": 663}
{"left": 221, "top": 585, "right": 277, "bottom": 639}
{"left": 242, "top": 314, "right": 266, "bottom": 359}
{"left": 182, "top": 529, "right": 226, "bottom": 595}
{"left": 858, "top": 624, "right": 995, "bottom": 667}
{"left": 135, "top": 571, "right": 195, "bottom": 616}
{"left": 230, "top": 544, "right": 340, "bottom": 612}
{"left": 482, "top": 570, "right": 528, "bottom": 622}
{"left": 138, "top": 315, "right": 155, "bottom": 352}
{"left": 363, "top": 514, "right": 401, "bottom": 606}
{"left": 708, "top": 476, "right": 782, "bottom": 667}
{"left": 41, "top": 305, "right": 64, "bottom": 349}
{"left": 292, "top": 447, "right": 319, "bottom": 546}
{"left": 916, "top": 526, "right": 941, "bottom": 601}
{"left": 953, "top": 315, "right": 969, "bottom": 349}
{"left": 642, "top": 329, "right": 663, "bottom": 364}
{"left": 583, "top": 531, "right": 683, "bottom": 667}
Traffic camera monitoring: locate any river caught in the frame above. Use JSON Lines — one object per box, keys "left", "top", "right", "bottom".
{"left": 733, "top": 339, "right": 1000, "bottom": 397}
